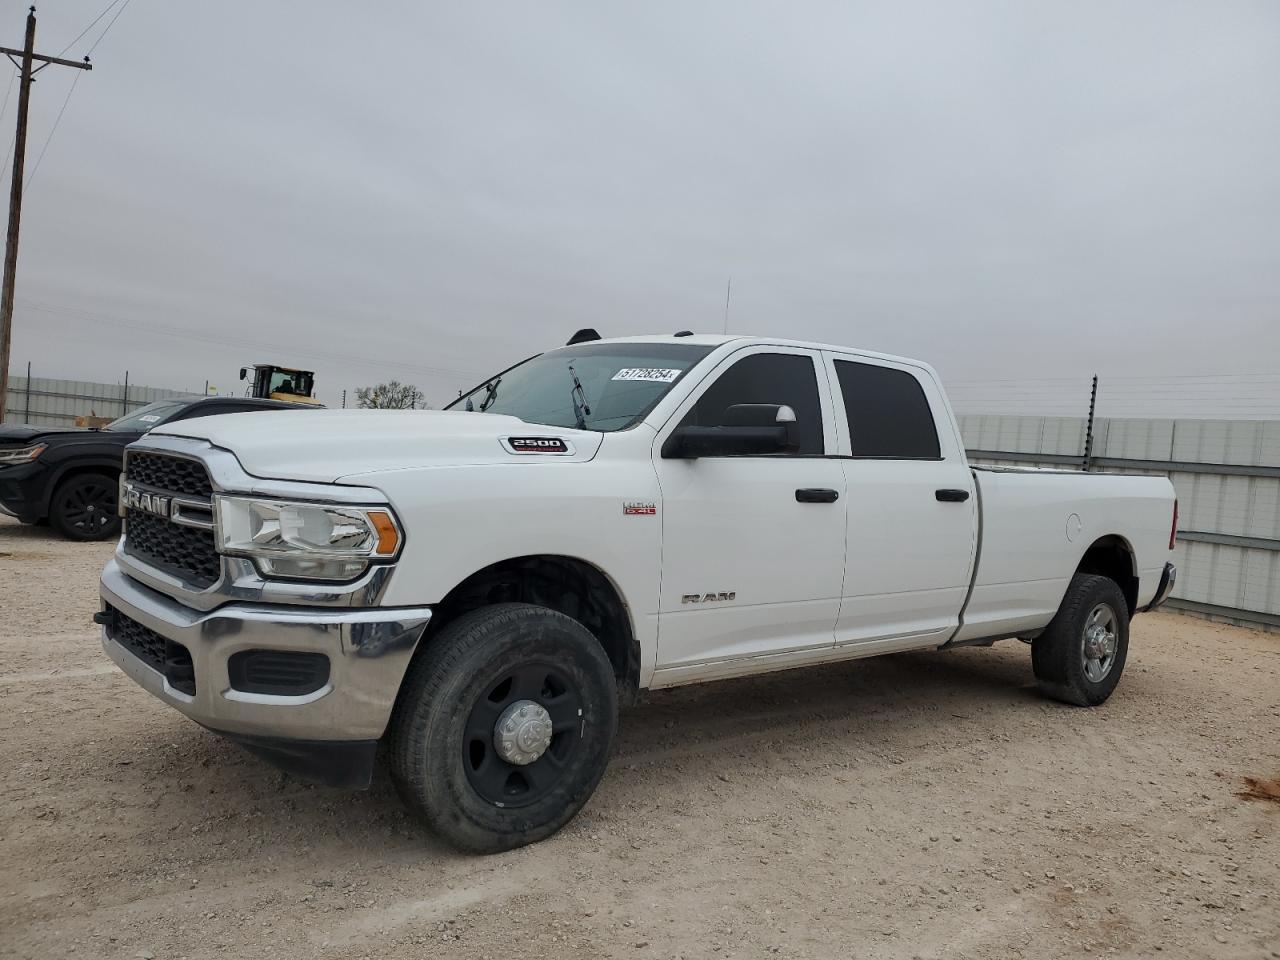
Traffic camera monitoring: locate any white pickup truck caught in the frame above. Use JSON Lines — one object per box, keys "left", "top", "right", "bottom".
{"left": 98, "top": 333, "right": 1177, "bottom": 851}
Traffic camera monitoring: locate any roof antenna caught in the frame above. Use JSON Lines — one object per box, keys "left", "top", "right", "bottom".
{"left": 723, "top": 276, "right": 732, "bottom": 334}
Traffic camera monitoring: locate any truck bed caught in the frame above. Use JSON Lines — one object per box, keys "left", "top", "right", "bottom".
{"left": 954, "top": 467, "right": 1174, "bottom": 643}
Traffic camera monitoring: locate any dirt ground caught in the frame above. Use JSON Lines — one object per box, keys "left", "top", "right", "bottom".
{"left": 1, "top": 514, "right": 1277, "bottom": 960}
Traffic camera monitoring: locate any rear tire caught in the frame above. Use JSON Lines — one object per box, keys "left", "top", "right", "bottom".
{"left": 1032, "top": 573, "right": 1130, "bottom": 706}
{"left": 389, "top": 603, "right": 617, "bottom": 853}
{"left": 49, "top": 472, "right": 120, "bottom": 541}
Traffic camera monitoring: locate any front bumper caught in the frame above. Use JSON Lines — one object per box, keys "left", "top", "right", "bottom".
{"left": 1143, "top": 561, "right": 1177, "bottom": 612}
{"left": 0, "top": 461, "right": 47, "bottom": 522}
{"left": 99, "top": 558, "right": 431, "bottom": 776}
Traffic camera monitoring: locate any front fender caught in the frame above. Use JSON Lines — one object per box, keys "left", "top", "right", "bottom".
{"left": 40, "top": 455, "right": 126, "bottom": 516}
{"left": 349, "top": 456, "right": 663, "bottom": 684}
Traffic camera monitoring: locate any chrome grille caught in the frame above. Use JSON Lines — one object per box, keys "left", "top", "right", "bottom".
{"left": 123, "top": 452, "right": 221, "bottom": 588}
{"left": 125, "top": 511, "right": 221, "bottom": 587}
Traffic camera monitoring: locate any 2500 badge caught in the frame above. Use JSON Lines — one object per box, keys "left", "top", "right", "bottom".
{"left": 502, "top": 436, "right": 573, "bottom": 455}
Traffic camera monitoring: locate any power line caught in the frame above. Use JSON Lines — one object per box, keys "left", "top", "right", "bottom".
{"left": 24, "top": 69, "right": 82, "bottom": 190}
{"left": 57, "top": 0, "right": 122, "bottom": 57}
{"left": 0, "top": 67, "right": 14, "bottom": 182}
{"left": 946, "top": 372, "right": 1280, "bottom": 386}
{"left": 0, "top": 66, "right": 14, "bottom": 125}
{"left": 14, "top": 297, "right": 491, "bottom": 382}
{"left": 86, "top": 0, "right": 133, "bottom": 56}
{"left": 7, "top": 0, "right": 132, "bottom": 196}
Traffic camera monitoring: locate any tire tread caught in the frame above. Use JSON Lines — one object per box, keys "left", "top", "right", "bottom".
{"left": 388, "top": 603, "right": 616, "bottom": 852}
{"left": 1032, "top": 573, "right": 1129, "bottom": 707}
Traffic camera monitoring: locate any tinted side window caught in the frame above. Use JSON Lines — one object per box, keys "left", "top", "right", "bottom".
{"left": 834, "top": 360, "right": 940, "bottom": 458}
{"left": 681, "top": 353, "right": 824, "bottom": 455}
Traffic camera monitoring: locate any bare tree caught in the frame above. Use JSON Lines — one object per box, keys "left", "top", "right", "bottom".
{"left": 355, "top": 381, "right": 427, "bottom": 409}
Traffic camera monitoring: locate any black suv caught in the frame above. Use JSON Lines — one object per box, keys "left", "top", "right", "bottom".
{"left": 0, "top": 396, "right": 314, "bottom": 541}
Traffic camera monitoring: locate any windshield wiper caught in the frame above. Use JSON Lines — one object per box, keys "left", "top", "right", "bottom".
{"left": 568, "top": 364, "right": 592, "bottom": 430}
{"left": 478, "top": 377, "right": 501, "bottom": 412}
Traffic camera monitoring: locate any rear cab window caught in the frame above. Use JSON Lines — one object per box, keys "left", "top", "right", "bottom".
{"left": 832, "top": 359, "right": 940, "bottom": 459}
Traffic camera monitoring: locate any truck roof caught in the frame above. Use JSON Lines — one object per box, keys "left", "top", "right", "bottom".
{"left": 591, "top": 334, "right": 930, "bottom": 371}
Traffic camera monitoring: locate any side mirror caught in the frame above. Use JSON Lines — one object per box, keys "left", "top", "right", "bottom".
{"left": 661, "top": 403, "right": 798, "bottom": 459}
{"left": 239, "top": 368, "right": 247, "bottom": 381}
{"left": 722, "top": 403, "right": 796, "bottom": 428}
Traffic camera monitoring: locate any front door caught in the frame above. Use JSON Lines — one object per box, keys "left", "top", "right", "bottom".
{"left": 653, "top": 346, "right": 847, "bottom": 674}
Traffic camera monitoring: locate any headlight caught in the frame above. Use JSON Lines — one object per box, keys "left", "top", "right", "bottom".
{"left": 0, "top": 443, "right": 46, "bottom": 465}
{"left": 214, "top": 495, "right": 402, "bottom": 581}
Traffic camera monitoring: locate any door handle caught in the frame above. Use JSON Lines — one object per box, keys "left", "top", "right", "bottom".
{"left": 935, "top": 488, "right": 971, "bottom": 502}
{"left": 796, "top": 488, "right": 839, "bottom": 503}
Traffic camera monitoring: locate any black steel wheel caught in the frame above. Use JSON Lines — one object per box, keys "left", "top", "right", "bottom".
{"left": 390, "top": 603, "right": 617, "bottom": 853}
{"left": 462, "top": 662, "right": 583, "bottom": 807}
{"left": 49, "top": 472, "right": 120, "bottom": 541}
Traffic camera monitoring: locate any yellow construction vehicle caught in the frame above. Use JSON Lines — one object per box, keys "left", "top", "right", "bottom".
{"left": 238, "top": 364, "right": 322, "bottom": 405}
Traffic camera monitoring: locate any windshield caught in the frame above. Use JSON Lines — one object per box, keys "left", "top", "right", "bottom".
{"left": 448, "top": 342, "right": 713, "bottom": 432}
{"left": 269, "top": 369, "right": 312, "bottom": 396}
{"left": 104, "top": 399, "right": 187, "bottom": 432}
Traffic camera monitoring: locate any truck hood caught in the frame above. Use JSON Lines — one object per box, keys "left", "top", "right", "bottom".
{"left": 0, "top": 423, "right": 92, "bottom": 445}
{"left": 152, "top": 409, "right": 604, "bottom": 483}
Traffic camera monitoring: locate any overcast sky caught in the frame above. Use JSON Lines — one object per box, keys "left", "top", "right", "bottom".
{"left": 4, "top": 1, "right": 1278, "bottom": 414}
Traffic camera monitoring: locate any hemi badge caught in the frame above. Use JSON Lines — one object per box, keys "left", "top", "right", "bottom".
{"left": 624, "top": 501, "right": 656, "bottom": 516}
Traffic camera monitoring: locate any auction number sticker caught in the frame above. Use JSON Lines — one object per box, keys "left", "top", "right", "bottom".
{"left": 138, "top": 415, "right": 161, "bottom": 423}
{"left": 612, "top": 368, "right": 681, "bottom": 383}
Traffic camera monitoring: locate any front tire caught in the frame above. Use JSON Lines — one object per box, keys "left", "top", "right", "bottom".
{"left": 389, "top": 603, "right": 618, "bottom": 853}
{"left": 1032, "top": 573, "right": 1130, "bottom": 706}
{"left": 49, "top": 472, "right": 120, "bottom": 541}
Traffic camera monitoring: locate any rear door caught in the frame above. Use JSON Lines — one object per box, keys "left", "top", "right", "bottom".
{"left": 825, "top": 353, "right": 977, "bottom": 650}
{"left": 653, "top": 346, "right": 847, "bottom": 675}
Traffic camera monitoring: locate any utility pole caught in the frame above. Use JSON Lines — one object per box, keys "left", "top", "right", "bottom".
{"left": 0, "top": 7, "right": 92, "bottom": 423}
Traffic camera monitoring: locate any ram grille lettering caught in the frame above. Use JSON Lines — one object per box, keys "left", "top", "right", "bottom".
{"left": 121, "top": 482, "right": 171, "bottom": 519}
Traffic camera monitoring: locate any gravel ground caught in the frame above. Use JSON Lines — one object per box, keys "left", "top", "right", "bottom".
{"left": 1, "top": 513, "right": 1278, "bottom": 960}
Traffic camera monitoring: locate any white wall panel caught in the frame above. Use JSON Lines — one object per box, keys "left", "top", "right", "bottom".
{"left": 3, "top": 376, "right": 196, "bottom": 426}
{"left": 964, "top": 415, "right": 1280, "bottom": 624}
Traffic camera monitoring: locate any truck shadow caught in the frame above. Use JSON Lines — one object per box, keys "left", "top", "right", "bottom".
{"left": 86, "top": 641, "right": 1046, "bottom": 864}
{"left": 616, "top": 644, "right": 1040, "bottom": 763}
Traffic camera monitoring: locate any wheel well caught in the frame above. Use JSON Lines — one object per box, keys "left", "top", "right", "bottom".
{"left": 1076, "top": 536, "right": 1138, "bottom": 614}
{"left": 48, "top": 465, "right": 120, "bottom": 513}
{"left": 425, "top": 555, "right": 639, "bottom": 694}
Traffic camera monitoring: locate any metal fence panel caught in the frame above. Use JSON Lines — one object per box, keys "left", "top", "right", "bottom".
{"left": 963, "top": 414, "right": 1280, "bottom": 629}
{"left": 1042, "top": 417, "right": 1088, "bottom": 457}
{"left": 3, "top": 376, "right": 195, "bottom": 426}
{"left": 1104, "top": 418, "right": 1175, "bottom": 460}
{"left": 1172, "top": 420, "right": 1280, "bottom": 468}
